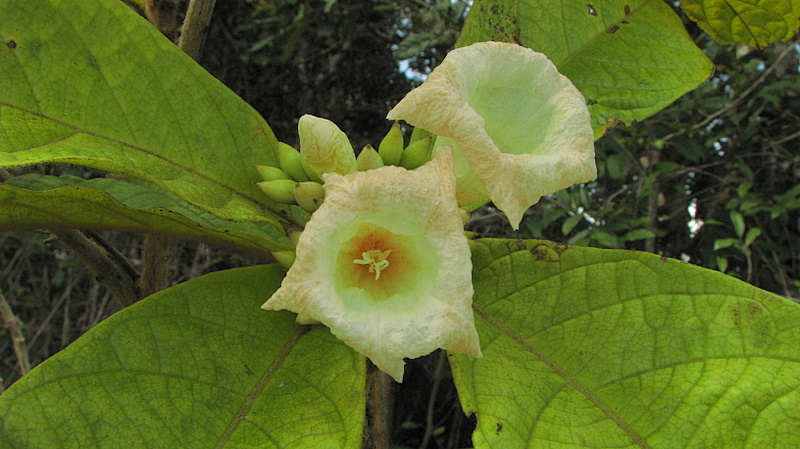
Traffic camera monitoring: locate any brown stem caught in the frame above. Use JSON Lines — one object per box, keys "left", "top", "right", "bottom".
{"left": 0, "top": 289, "right": 31, "bottom": 377}
{"left": 365, "top": 362, "right": 393, "bottom": 449}
{"left": 138, "top": 233, "right": 172, "bottom": 298}
{"left": 51, "top": 230, "right": 140, "bottom": 308}
{"left": 178, "top": 0, "right": 217, "bottom": 61}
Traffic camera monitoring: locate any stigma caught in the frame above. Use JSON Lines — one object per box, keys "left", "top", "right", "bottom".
{"left": 353, "top": 249, "right": 392, "bottom": 280}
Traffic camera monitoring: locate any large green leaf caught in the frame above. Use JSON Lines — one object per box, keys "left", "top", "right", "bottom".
{"left": 452, "top": 239, "right": 800, "bottom": 448}
{"left": 0, "top": 0, "right": 282, "bottom": 223}
{"left": 1, "top": 174, "right": 291, "bottom": 253}
{"left": 681, "top": 0, "right": 800, "bottom": 48}
{"left": 457, "top": 0, "right": 714, "bottom": 134}
{"left": 0, "top": 265, "right": 366, "bottom": 449}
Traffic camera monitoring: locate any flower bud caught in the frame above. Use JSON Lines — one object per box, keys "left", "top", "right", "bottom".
{"left": 257, "top": 179, "right": 297, "bottom": 204}
{"left": 277, "top": 142, "right": 310, "bottom": 182}
{"left": 399, "top": 136, "right": 432, "bottom": 170}
{"left": 299, "top": 114, "right": 357, "bottom": 177}
{"left": 357, "top": 145, "right": 384, "bottom": 171}
{"left": 255, "top": 164, "right": 291, "bottom": 182}
{"left": 271, "top": 250, "right": 296, "bottom": 270}
{"left": 294, "top": 181, "right": 326, "bottom": 213}
{"left": 378, "top": 121, "right": 404, "bottom": 166}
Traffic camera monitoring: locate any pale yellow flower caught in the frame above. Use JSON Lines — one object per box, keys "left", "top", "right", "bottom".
{"left": 387, "top": 41, "right": 596, "bottom": 228}
{"left": 262, "top": 149, "right": 481, "bottom": 382}
{"left": 299, "top": 114, "right": 357, "bottom": 177}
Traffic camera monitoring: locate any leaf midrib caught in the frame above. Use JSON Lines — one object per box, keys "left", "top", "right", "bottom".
{"left": 0, "top": 102, "right": 276, "bottom": 221}
{"left": 214, "top": 326, "right": 311, "bottom": 449}
{"left": 472, "top": 303, "right": 653, "bottom": 449}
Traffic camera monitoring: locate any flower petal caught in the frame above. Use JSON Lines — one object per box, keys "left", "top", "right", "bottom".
{"left": 262, "top": 149, "right": 481, "bottom": 382}
{"left": 387, "top": 41, "right": 596, "bottom": 228}
{"left": 299, "top": 114, "right": 357, "bottom": 176}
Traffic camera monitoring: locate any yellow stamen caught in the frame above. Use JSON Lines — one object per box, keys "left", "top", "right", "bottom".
{"left": 353, "top": 249, "right": 392, "bottom": 280}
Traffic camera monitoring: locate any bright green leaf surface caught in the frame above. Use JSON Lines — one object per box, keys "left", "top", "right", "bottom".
{"left": 681, "top": 0, "right": 800, "bottom": 48}
{"left": 0, "top": 0, "right": 281, "bottom": 222}
{"left": 457, "top": 0, "right": 714, "bottom": 134}
{"left": 0, "top": 265, "right": 365, "bottom": 449}
{"left": 1, "top": 174, "right": 291, "bottom": 253}
{"left": 453, "top": 239, "right": 800, "bottom": 448}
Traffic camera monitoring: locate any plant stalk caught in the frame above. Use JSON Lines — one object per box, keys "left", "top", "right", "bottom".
{"left": 51, "top": 230, "right": 141, "bottom": 308}
{"left": 0, "top": 289, "right": 31, "bottom": 378}
{"left": 138, "top": 234, "right": 172, "bottom": 298}
{"left": 178, "top": 0, "right": 217, "bottom": 61}
{"left": 365, "top": 362, "right": 393, "bottom": 449}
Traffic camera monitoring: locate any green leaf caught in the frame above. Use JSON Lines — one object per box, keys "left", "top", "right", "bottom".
{"left": 457, "top": 0, "right": 713, "bottom": 134}
{"left": 0, "top": 265, "right": 366, "bottom": 448}
{"left": 730, "top": 210, "right": 746, "bottom": 238}
{"left": 716, "top": 255, "right": 729, "bottom": 272}
{"left": 713, "top": 237, "right": 740, "bottom": 251}
{"left": 0, "top": 174, "right": 291, "bottom": 253}
{"left": 0, "top": 0, "right": 281, "bottom": 223}
{"left": 680, "top": 0, "right": 800, "bottom": 48}
{"left": 561, "top": 213, "right": 584, "bottom": 235}
{"left": 744, "top": 227, "right": 762, "bottom": 247}
{"left": 621, "top": 228, "right": 655, "bottom": 241}
{"left": 452, "top": 239, "right": 800, "bottom": 448}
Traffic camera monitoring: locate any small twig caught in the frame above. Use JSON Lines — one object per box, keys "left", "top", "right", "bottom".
{"left": 365, "top": 362, "right": 393, "bottom": 449}
{"left": 178, "top": 0, "right": 218, "bottom": 61}
{"left": 51, "top": 230, "right": 141, "bottom": 307}
{"left": 644, "top": 125, "right": 660, "bottom": 254}
{"left": 664, "top": 37, "right": 800, "bottom": 142}
{"left": 419, "top": 350, "right": 447, "bottom": 449}
{"left": 769, "top": 129, "right": 800, "bottom": 149}
{"left": 0, "top": 289, "right": 31, "bottom": 377}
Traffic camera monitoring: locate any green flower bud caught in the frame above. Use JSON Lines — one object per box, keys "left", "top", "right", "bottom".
{"left": 294, "top": 181, "right": 326, "bottom": 213}
{"left": 277, "top": 142, "right": 310, "bottom": 181}
{"left": 356, "top": 145, "right": 384, "bottom": 171}
{"left": 378, "top": 121, "right": 404, "bottom": 166}
{"left": 399, "top": 136, "right": 432, "bottom": 170}
{"left": 255, "top": 164, "right": 291, "bottom": 182}
{"left": 271, "top": 250, "right": 296, "bottom": 270}
{"left": 257, "top": 179, "right": 297, "bottom": 204}
{"left": 295, "top": 314, "right": 321, "bottom": 325}
{"left": 409, "top": 126, "right": 432, "bottom": 145}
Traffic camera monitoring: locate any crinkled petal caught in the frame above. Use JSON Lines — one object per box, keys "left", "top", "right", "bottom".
{"left": 387, "top": 41, "right": 596, "bottom": 228}
{"left": 299, "top": 114, "right": 357, "bottom": 176}
{"left": 262, "top": 149, "right": 481, "bottom": 382}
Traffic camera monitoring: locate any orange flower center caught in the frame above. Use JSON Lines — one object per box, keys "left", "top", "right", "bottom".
{"left": 336, "top": 222, "right": 420, "bottom": 300}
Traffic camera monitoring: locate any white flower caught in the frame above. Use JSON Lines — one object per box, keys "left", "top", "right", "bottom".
{"left": 262, "top": 149, "right": 481, "bottom": 382}
{"left": 387, "top": 41, "right": 596, "bottom": 229}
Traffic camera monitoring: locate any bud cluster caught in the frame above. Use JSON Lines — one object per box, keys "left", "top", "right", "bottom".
{"left": 256, "top": 116, "right": 435, "bottom": 216}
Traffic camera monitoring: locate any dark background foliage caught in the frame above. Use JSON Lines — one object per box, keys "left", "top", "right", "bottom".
{"left": 1, "top": 1, "right": 798, "bottom": 447}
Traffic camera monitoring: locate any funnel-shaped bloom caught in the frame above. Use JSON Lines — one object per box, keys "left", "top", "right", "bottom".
{"left": 299, "top": 114, "right": 357, "bottom": 177}
{"left": 262, "top": 149, "right": 481, "bottom": 382}
{"left": 387, "top": 41, "right": 596, "bottom": 228}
